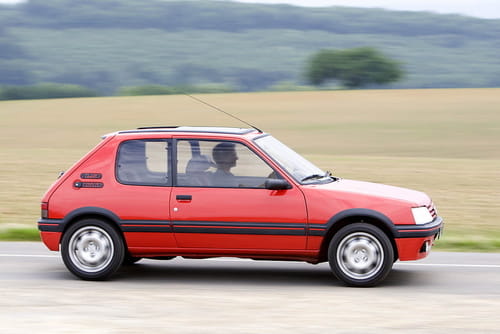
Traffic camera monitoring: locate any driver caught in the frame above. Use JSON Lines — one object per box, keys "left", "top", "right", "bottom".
{"left": 212, "top": 142, "right": 238, "bottom": 187}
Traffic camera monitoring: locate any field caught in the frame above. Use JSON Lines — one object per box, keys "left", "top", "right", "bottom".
{"left": 1, "top": 88, "right": 499, "bottom": 251}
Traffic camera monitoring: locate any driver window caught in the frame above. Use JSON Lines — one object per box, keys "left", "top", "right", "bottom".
{"left": 176, "top": 140, "right": 278, "bottom": 188}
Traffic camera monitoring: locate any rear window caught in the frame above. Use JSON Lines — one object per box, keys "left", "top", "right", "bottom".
{"left": 116, "top": 139, "right": 171, "bottom": 186}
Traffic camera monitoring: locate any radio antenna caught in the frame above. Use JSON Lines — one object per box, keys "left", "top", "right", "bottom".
{"left": 184, "top": 93, "right": 263, "bottom": 133}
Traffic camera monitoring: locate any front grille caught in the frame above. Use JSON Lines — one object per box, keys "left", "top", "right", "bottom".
{"left": 427, "top": 202, "right": 437, "bottom": 219}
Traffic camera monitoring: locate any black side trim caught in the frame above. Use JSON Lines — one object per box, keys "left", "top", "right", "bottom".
{"left": 308, "top": 227, "right": 327, "bottom": 236}
{"left": 38, "top": 219, "right": 64, "bottom": 232}
{"left": 173, "top": 220, "right": 306, "bottom": 236}
{"left": 38, "top": 210, "right": 307, "bottom": 237}
{"left": 120, "top": 220, "right": 173, "bottom": 233}
{"left": 174, "top": 227, "right": 304, "bottom": 236}
{"left": 173, "top": 221, "right": 305, "bottom": 228}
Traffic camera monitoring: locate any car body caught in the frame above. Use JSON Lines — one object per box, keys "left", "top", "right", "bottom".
{"left": 38, "top": 126, "right": 443, "bottom": 286}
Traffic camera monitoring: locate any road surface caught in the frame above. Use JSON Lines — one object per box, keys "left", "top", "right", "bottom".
{"left": 1, "top": 242, "right": 499, "bottom": 333}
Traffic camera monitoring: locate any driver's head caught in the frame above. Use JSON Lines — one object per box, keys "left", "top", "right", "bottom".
{"left": 212, "top": 142, "right": 238, "bottom": 169}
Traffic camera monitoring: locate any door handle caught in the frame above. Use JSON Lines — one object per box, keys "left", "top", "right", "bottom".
{"left": 176, "top": 195, "right": 192, "bottom": 201}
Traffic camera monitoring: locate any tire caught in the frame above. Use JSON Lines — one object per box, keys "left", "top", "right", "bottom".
{"left": 61, "top": 219, "right": 125, "bottom": 280}
{"left": 328, "top": 223, "right": 394, "bottom": 287}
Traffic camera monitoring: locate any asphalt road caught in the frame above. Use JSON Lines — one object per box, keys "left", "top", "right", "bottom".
{"left": 1, "top": 242, "right": 499, "bottom": 334}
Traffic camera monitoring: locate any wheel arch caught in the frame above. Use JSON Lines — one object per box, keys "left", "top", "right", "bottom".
{"left": 60, "top": 207, "right": 124, "bottom": 241}
{"left": 317, "top": 209, "right": 399, "bottom": 263}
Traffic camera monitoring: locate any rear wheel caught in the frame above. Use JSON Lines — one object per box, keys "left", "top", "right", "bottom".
{"left": 328, "top": 223, "right": 394, "bottom": 287}
{"left": 61, "top": 219, "right": 124, "bottom": 280}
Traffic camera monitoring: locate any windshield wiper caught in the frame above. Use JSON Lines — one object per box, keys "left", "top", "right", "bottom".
{"left": 301, "top": 171, "right": 336, "bottom": 183}
{"left": 301, "top": 173, "right": 327, "bottom": 182}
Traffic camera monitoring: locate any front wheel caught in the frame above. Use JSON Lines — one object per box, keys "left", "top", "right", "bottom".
{"left": 61, "top": 219, "right": 125, "bottom": 280}
{"left": 328, "top": 223, "right": 394, "bottom": 287}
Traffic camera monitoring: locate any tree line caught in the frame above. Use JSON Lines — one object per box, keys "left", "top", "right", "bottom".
{"left": 1, "top": 0, "right": 499, "bottom": 95}
{"left": 3, "top": 0, "right": 500, "bottom": 39}
{"left": 1, "top": 47, "right": 404, "bottom": 100}
{"left": 0, "top": 83, "right": 233, "bottom": 100}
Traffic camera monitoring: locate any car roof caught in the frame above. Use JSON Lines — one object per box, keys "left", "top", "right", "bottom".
{"left": 121, "top": 126, "right": 257, "bottom": 135}
{"left": 102, "top": 126, "right": 264, "bottom": 140}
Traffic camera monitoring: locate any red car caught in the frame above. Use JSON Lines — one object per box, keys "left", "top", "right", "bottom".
{"left": 38, "top": 126, "right": 443, "bottom": 286}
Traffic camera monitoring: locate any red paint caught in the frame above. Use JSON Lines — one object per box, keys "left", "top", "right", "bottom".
{"left": 38, "top": 127, "right": 443, "bottom": 267}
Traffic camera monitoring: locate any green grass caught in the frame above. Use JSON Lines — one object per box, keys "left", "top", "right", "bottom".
{"left": 1, "top": 89, "right": 499, "bottom": 252}
{"left": 434, "top": 231, "right": 500, "bottom": 253}
{"left": 0, "top": 227, "right": 40, "bottom": 242}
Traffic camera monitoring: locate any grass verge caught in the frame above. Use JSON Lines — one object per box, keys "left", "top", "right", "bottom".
{"left": 0, "top": 227, "right": 40, "bottom": 242}
{"left": 1, "top": 228, "right": 499, "bottom": 254}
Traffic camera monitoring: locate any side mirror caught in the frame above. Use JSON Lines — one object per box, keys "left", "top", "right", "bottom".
{"left": 265, "top": 179, "right": 292, "bottom": 190}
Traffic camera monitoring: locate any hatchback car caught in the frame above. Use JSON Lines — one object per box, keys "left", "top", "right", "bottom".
{"left": 38, "top": 126, "right": 443, "bottom": 286}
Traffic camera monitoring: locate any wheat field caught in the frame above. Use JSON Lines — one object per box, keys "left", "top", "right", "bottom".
{"left": 1, "top": 89, "right": 499, "bottom": 250}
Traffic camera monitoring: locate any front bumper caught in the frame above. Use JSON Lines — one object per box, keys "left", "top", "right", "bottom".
{"left": 394, "top": 216, "right": 443, "bottom": 261}
{"left": 395, "top": 216, "right": 443, "bottom": 239}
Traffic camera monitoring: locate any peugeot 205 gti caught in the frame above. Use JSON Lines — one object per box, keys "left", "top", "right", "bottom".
{"left": 38, "top": 126, "right": 443, "bottom": 286}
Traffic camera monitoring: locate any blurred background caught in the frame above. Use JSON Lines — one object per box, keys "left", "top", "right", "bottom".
{"left": 1, "top": 0, "right": 500, "bottom": 97}
{"left": 0, "top": 0, "right": 499, "bottom": 252}
{"left": 1, "top": 3, "right": 500, "bottom": 334}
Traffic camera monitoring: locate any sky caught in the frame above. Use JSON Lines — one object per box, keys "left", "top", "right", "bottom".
{"left": 1, "top": 0, "right": 499, "bottom": 19}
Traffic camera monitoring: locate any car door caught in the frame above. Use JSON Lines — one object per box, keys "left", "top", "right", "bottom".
{"left": 170, "top": 138, "right": 308, "bottom": 250}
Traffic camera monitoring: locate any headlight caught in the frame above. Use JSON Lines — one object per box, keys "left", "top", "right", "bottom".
{"left": 411, "top": 207, "right": 433, "bottom": 225}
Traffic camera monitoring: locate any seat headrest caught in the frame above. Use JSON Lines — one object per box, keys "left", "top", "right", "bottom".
{"left": 186, "top": 155, "right": 214, "bottom": 173}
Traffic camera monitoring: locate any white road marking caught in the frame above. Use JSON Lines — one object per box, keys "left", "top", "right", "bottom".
{"left": 0, "top": 254, "right": 58, "bottom": 258}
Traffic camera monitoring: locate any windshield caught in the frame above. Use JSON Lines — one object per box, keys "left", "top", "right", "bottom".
{"left": 255, "top": 135, "right": 333, "bottom": 184}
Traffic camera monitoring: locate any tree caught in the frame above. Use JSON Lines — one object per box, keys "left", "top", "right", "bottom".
{"left": 0, "top": 34, "right": 33, "bottom": 86}
{"left": 306, "top": 47, "right": 403, "bottom": 88}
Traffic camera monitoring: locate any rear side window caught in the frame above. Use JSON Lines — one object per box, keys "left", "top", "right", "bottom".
{"left": 116, "top": 139, "right": 170, "bottom": 186}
